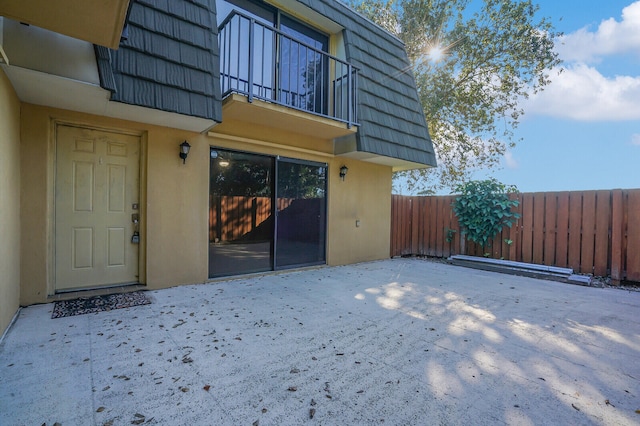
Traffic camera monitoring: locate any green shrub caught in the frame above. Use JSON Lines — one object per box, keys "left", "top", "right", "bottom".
{"left": 452, "top": 179, "right": 521, "bottom": 249}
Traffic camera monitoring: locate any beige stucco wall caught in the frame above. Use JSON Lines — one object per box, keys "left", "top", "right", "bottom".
{"left": 326, "top": 159, "right": 392, "bottom": 265}
{"left": 19, "top": 104, "right": 392, "bottom": 305}
{"left": 0, "top": 67, "right": 21, "bottom": 335}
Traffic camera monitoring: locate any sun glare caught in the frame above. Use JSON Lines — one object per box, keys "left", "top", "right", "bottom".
{"left": 428, "top": 45, "right": 445, "bottom": 62}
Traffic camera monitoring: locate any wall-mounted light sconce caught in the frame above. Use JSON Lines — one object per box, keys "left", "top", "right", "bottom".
{"left": 218, "top": 159, "right": 230, "bottom": 167}
{"left": 339, "top": 165, "right": 348, "bottom": 181}
{"left": 179, "top": 141, "right": 191, "bottom": 164}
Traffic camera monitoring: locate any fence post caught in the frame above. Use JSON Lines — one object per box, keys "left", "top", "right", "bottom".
{"left": 610, "top": 189, "right": 623, "bottom": 285}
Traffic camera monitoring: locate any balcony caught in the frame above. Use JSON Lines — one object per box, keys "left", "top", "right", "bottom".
{"left": 218, "top": 11, "right": 359, "bottom": 133}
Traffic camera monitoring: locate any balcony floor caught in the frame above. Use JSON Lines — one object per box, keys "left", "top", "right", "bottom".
{"left": 214, "top": 93, "right": 357, "bottom": 141}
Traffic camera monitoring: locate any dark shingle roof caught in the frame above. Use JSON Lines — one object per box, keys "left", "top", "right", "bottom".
{"left": 297, "top": 0, "right": 436, "bottom": 167}
{"left": 95, "top": 0, "right": 434, "bottom": 166}
{"left": 97, "top": 0, "right": 221, "bottom": 122}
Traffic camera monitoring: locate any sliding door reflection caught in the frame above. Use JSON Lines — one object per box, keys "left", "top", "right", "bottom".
{"left": 209, "top": 150, "right": 274, "bottom": 277}
{"left": 275, "top": 159, "right": 327, "bottom": 269}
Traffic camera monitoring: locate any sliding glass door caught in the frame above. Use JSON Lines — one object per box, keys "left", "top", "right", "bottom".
{"left": 209, "top": 150, "right": 274, "bottom": 277}
{"left": 275, "top": 159, "right": 327, "bottom": 268}
{"left": 209, "top": 148, "right": 327, "bottom": 278}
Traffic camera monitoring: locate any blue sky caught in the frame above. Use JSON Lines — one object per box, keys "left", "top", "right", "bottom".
{"left": 468, "top": 0, "right": 640, "bottom": 193}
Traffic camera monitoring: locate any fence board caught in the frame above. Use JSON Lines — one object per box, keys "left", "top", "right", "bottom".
{"left": 390, "top": 195, "right": 398, "bottom": 256}
{"left": 398, "top": 195, "right": 406, "bottom": 256}
{"left": 543, "top": 193, "right": 557, "bottom": 266}
{"left": 533, "top": 193, "right": 546, "bottom": 265}
{"left": 426, "top": 197, "right": 436, "bottom": 256}
{"left": 436, "top": 197, "right": 451, "bottom": 257}
{"left": 416, "top": 196, "right": 424, "bottom": 256}
{"left": 555, "top": 192, "right": 570, "bottom": 268}
{"left": 396, "top": 196, "right": 406, "bottom": 256}
{"left": 627, "top": 190, "right": 640, "bottom": 282}
{"left": 434, "top": 197, "right": 443, "bottom": 257}
{"left": 594, "top": 191, "right": 610, "bottom": 277}
{"left": 411, "top": 198, "right": 419, "bottom": 254}
{"left": 513, "top": 194, "right": 523, "bottom": 261}
{"left": 521, "top": 194, "right": 534, "bottom": 263}
{"left": 611, "top": 190, "right": 624, "bottom": 281}
{"left": 568, "top": 193, "right": 583, "bottom": 271}
{"left": 580, "top": 192, "right": 597, "bottom": 274}
{"left": 401, "top": 196, "right": 409, "bottom": 256}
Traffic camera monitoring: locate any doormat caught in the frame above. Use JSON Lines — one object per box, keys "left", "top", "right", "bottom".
{"left": 52, "top": 291, "right": 151, "bottom": 318}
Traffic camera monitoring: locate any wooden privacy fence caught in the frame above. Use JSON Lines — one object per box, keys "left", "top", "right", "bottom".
{"left": 391, "top": 189, "right": 640, "bottom": 282}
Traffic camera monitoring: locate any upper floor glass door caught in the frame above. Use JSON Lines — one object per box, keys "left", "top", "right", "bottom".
{"left": 217, "top": 0, "right": 355, "bottom": 124}
{"left": 278, "top": 15, "right": 329, "bottom": 115}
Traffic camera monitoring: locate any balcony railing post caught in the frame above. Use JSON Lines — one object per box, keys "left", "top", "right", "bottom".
{"left": 353, "top": 68, "right": 358, "bottom": 128}
{"left": 347, "top": 63, "right": 353, "bottom": 128}
{"left": 248, "top": 17, "right": 254, "bottom": 103}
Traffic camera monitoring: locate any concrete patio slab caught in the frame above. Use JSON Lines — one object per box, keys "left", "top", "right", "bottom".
{"left": 1, "top": 258, "right": 639, "bottom": 425}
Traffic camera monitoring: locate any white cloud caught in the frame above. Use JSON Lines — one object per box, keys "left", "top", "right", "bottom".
{"left": 521, "top": 2, "right": 640, "bottom": 121}
{"left": 503, "top": 151, "right": 518, "bottom": 169}
{"left": 556, "top": 1, "right": 640, "bottom": 63}
{"left": 632, "top": 134, "right": 640, "bottom": 145}
{"left": 525, "top": 64, "right": 640, "bottom": 121}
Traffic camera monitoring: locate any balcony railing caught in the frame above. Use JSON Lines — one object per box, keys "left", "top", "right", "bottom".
{"left": 219, "top": 11, "right": 358, "bottom": 128}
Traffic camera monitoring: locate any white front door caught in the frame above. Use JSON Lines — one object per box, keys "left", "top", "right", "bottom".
{"left": 55, "top": 124, "right": 140, "bottom": 291}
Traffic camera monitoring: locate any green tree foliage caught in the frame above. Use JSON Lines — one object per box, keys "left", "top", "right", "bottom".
{"left": 452, "top": 178, "right": 520, "bottom": 248}
{"left": 348, "top": 0, "right": 562, "bottom": 193}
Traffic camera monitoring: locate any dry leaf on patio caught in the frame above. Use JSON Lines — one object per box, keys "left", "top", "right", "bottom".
{"left": 310, "top": 408, "right": 316, "bottom": 419}
{"left": 287, "top": 386, "right": 297, "bottom": 391}
{"left": 131, "top": 413, "right": 145, "bottom": 425}
{"left": 203, "top": 385, "right": 211, "bottom": 391}
{"left": 96, "top": 406, "right": 106, "bottom": 412}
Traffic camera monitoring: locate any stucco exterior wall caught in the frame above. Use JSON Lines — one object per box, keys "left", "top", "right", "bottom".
{"left": 327, "top": 159, "right": 392, "bottom": 266}
{"left": 19, "top": 105, "right": 392, "bottom": 305}
{"left": 0, "top": 67, "right": 21, "bottom": 336}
